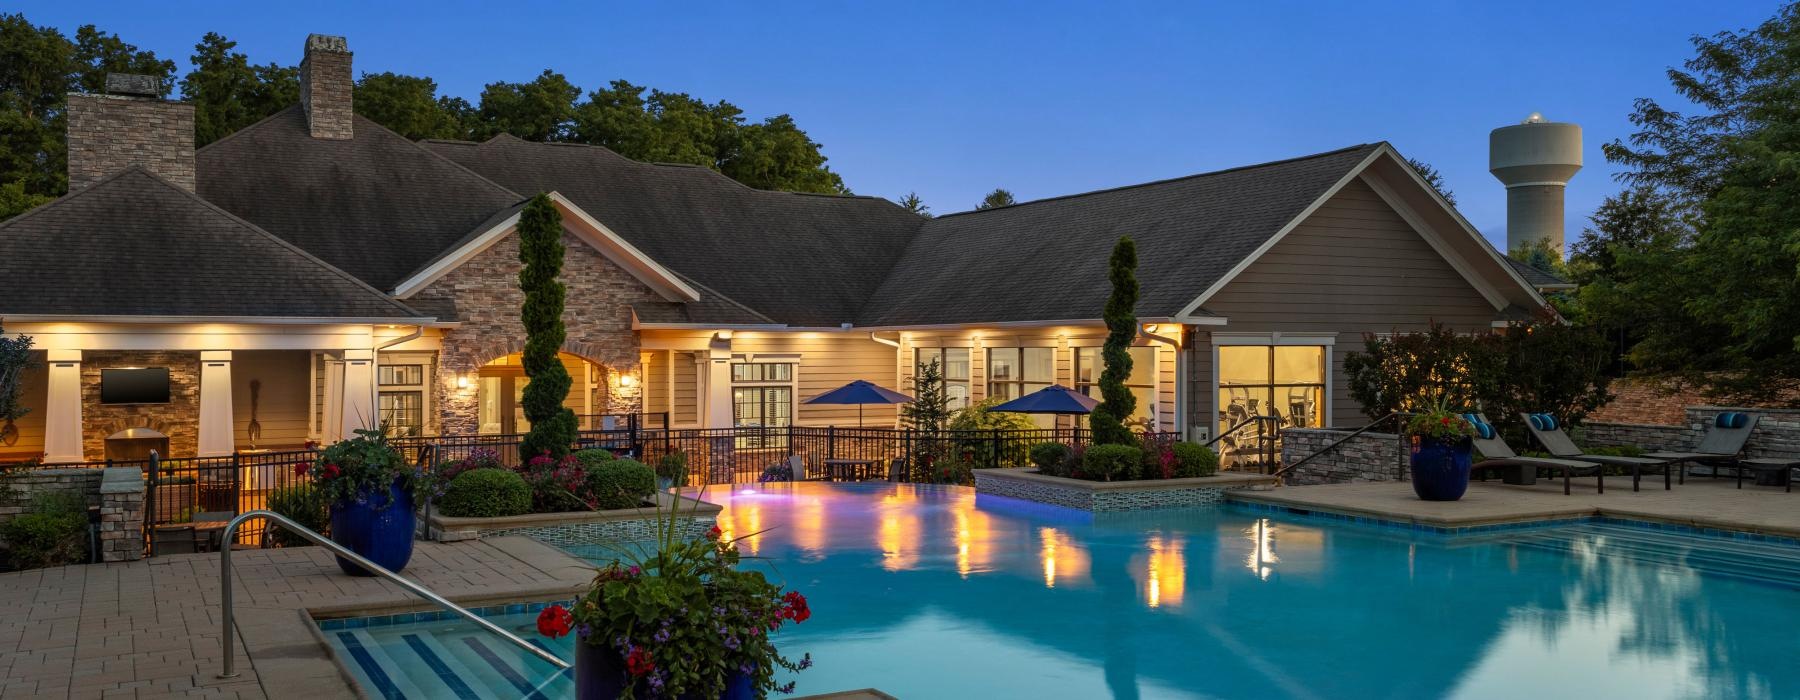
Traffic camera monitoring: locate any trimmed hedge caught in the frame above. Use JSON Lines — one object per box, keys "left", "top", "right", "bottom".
{"left": 1082, "top": 444, "right": 1143, "bottom": 482}
{"left": 574, "top": 449, "right": 615, "bottom": 470}
{"left": 438, "top": 469, "right": 532, "bottom": 518}
{"left": 586, "top": 459, "right": 657, "bottom": 510}
{"left": 1171, "top": 442, "right": 1219, "bottom": 478}
{"left": 1, "top": 492, "right": 88, "bottom": 569}
{"left": 1029, "top": 442, "right": 1073, "bottom": 477}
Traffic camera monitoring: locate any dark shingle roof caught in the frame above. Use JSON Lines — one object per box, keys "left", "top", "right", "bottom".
{"left": 857, "top": 144, "right": 1381, "bottom": 326}
{"left": 0, "top": 167, "right": 427, "bottom": 319}
{"left": 1504, "top": 256, "right": 1575, "bottom": 289}
{"left": 421, "top": 136, "right": 924, "bottom": 327}
{"left": 196, "top": 107, "right": 524, "bottom": 290}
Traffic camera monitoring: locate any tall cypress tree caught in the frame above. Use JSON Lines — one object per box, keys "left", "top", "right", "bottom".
{"left": 1091, "top": 236, "right": 1139, "bottom": 446}
{"left": 518, "top": 193, "right": 577, "bottom": 458}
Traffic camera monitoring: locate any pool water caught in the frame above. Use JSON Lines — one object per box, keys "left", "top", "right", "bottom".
{"left": 326, "top": 482, "right": 1800, "bottom": 699}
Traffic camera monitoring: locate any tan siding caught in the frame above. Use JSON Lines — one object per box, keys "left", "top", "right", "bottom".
{"left": 232, "top": 351, "right": 311, "bottom": 449}
{"left": 642, "top": 350, "right": 670, "bottom": 416}
{"left": 900, "top": 327, "right": 1179, "bottom": 432}
{"left": 1193, "top": 178, "right": 1499, "bottom": 429}
{"left": 6, "top": 354, "right": 48, "bottom": 455}
{"left": 728, "top": 334, "right": 901, "bottom": 427}
{"left": 671, "top": 352, "right": 698, "bottom": 426}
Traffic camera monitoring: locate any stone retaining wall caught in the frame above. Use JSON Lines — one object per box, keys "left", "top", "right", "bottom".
{"left": 1, "top": 467, "right": 145, "bottom": 563}
{"left": 1279, "top": 428, "right": 1407, "bottom": 484}
{"left": 1584, "top": 406, "right": 1800, "bottom": 459}
{"left": 973, "top": 468, "right": 1274, "bottom": 511}
{"left": 426, "top": 492, "right": 720, "bottom": 547}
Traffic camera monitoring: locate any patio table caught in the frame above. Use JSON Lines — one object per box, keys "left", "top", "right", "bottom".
{"left": 823, "top": 458, "right": 878, "bottom": 482}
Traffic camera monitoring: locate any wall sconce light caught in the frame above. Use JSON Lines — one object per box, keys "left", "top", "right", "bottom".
{"left": 619, "top": 374, "right": 637, "bottom": 388}
{"left": 456, "top": 375, "right": 471, "bottom": 390}
{"left": 1145, "top": 324, "right": 1162, "bottom": 334}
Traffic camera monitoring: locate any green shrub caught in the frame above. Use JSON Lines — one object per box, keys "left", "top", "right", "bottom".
{"left": 1029, "top": 442, "right": 1073, "bottom": 476}
{"left": 574, "top": 449, "right": 615, "bottom": 470}
{"left": 438, "top": 469, "right": 532, "bottom": 518}
{"left": 266, "top": 484, "right": 327, "bottom": 547}
{"left": 1082, "top": 444, "right": 1143, "bottom": 482}
{"left": 585, "top": 459, "right": 656, "bottom": 510}
{"left": 1, "top": 492, "right": 88, "bottom": 569}
{"left": 1170, "top": 442, "right": 1219, "bottom": 478}
{"left": 655, "top": 452, "right": 689, "bottom": 482}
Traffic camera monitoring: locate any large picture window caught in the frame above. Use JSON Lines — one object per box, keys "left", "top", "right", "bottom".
{"left": 378, "top": 363, "right": 426, "bottom": 437}
{"left": 1217, "top": 345, "right": 1326, "bottom": 431}
{"left": 988, "top": 347, "right": 1054, "bottom": 428}
{"left": 733, "top": 362, "right": 794, "bottom": 448}
{"left": 914, "top": 347, "right": 971, "bottom": 411}
{"left": 1075, "top": 346, "right": 1157, "bottom": 427}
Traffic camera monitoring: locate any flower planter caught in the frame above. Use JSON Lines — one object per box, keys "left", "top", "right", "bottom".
{"left": 575, "top": 637, "right": 754, "bottom": 700}
{"left": 1410, "top": 436, "right": 1473, "bottom": 501}
{"left": 328, "top": 478, "right": 415, "bottom": 575}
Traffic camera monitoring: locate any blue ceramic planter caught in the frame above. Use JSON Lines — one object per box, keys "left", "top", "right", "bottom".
{"left": 576, "top": 639, "right": 755, "bottom": 700}
{"left": 1410, "top": 436, "right": 1473, "bottom": 501}
{"left": 328, "top": 478, "right": 415, "bottom": 576}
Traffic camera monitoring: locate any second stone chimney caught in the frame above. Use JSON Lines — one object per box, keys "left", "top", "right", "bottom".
{"left": 66, "top": 74, "right": 196, "bottom": 191}
{"left": 300, "top": 34, "right": 353, "bottom": 140}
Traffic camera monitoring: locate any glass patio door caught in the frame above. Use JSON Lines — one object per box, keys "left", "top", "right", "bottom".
{"left": 1217, "top": 345, "right": 1326, "bottom": 469}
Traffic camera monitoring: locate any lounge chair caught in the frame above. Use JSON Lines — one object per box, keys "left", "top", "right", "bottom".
{"left": 1521, "top": 413, "right": 1676, "bottom": 491}
{"left": 1463, "top": 413, "right": 1604, "bottom": 495}
{"left": 1642, "top": 411, "right": 1760, "bottom": 486}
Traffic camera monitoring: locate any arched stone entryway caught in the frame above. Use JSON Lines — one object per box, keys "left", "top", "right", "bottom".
{"left": 436, "top": 338, "right": 641, "bottom": 436}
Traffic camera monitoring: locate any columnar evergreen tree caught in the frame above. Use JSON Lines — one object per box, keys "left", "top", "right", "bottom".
{"left": 517, "top": 193, "right": 577, "bottom": 458}
{"left": 1091, "top": 236, "right": 1139, "bottom": 445}
{"left": 901, "top": 358, "right": 951, "bottom": 432}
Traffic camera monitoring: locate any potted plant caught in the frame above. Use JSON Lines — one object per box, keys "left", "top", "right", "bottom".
{"left": 655, "top": 452, "right": 689, "bottom": 490}
{"left": 300, "top": 428, "right": 422, "bottom": 575}
{"left": 536, "top": 499, "right": 813, "bottom": 699}
{"left": 1405, "top": 401, "right": 1476, "bottom": 501}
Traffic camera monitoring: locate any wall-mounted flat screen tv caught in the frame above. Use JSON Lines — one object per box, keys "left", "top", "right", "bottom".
{"left": 100, "top": 367, "right": 171, "bottom": 404}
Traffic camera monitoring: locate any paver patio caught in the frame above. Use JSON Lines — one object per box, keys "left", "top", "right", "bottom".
{"left": 1229, "top": 476, "right": 1800, "bottom": 537}
{"left": 0, "top": 537, "right": 593, "bottom": 699}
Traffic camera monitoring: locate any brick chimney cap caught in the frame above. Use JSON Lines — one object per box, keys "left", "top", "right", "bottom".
{"left": 305, "top": 34, "right": 350, "bottom": 53}
{"left": 103, "top": 74, "right": 163, "bottom": 97}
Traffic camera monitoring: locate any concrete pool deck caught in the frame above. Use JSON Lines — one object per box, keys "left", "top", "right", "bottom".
{"left": 1229, "top": 476, "right": 1800, "bottom": 538}
{"left": 0, "top": 536, "right": 592, "bottom": 699}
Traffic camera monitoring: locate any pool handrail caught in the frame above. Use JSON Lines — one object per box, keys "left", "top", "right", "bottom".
{"left": 216, "top": 509, "right": 571, "bottom": 678}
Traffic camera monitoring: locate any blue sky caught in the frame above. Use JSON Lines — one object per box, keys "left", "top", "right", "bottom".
{"left": 16, "top": 1, "right": 1784, "bottom": 248}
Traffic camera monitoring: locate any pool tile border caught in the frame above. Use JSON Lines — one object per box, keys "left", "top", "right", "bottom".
{"left": 316, "top": 599, "right": 575, "bottom": 631}
{"left": 1228, "top": 501, "right": 1800, "bottom": 547}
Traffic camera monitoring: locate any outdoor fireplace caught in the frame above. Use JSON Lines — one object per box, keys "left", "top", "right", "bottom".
{"left": 104, "top": 427, "right": 170, "bottom": 462}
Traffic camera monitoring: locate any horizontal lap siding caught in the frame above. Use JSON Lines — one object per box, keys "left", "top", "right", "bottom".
{"left": 8, "top": 357, "right": 48, "bottom": 454}
{"left": 901, "top": 328, "right": 1180, "bottom": 432}
{"left": 642, "top": 351, "right": 669, "bottom": 415}
{"left": 672, "top": 352, "right": 698, "bottom": 425}
{"left": 1195, "top": 178, "right": 1498, "bottom": 428}
{"left": 233, "top": 351, "right": 311, "bottom": 448}
{"left": 728, "top": 335, "right": 900, "bottom": 427}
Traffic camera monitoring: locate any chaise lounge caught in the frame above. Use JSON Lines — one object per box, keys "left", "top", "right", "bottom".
{"left": 1462, "top": 413, "right": 1604, "bottom": 495}
{"left": 1641, "top": 411, "right": 1760, "bottom": 486}
{"left": 1522, "top": 413, "right": 1677, "bottom": 492}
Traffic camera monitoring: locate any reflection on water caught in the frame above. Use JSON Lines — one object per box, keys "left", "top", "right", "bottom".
{"left": 664, "top": 483, "right": 1800, "bottom": 700}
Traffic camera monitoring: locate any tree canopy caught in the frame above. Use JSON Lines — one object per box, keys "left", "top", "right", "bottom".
{"left": 0, "top": 13, "right": 853, "bottom": 222}
{"left": 976, "top": 188, "right": 1015, "bottom": 210}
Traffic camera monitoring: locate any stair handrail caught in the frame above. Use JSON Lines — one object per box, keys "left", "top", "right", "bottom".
{"left": 1205, "top": 414, "right": 1283, "bottom": 473}
{"left": 217, "top": 509, "right": 571, "bottom": 678}
{"left": 1272, "top": 412, "right": 1408, "bottom": 481}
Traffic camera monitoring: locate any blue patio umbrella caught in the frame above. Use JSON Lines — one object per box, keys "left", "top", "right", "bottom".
{"left": 989, "top": 384, "right": 1100, "bottom": 415}
{"left": 803, "top": 380, "right": 914, "bottom": 426}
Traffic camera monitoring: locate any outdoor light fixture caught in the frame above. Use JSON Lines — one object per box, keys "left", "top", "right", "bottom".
{"left": 456, "top": 375, "right": 471, "bottom": 389}
{"left": 619, "top": 374, "right": 637, "bottom": 387}
{"left": 1145, "top": 324, "right": 1162, "bottom": 333}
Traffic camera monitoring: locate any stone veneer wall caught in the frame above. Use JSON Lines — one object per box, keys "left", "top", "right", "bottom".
{"left": 1, "top": 467, "right": 145, "bottom": 563}
{"left": 1584, "top": 406, "right": 1800, "bottom": 459}
{"left": 415, "top": 229, "right": 667, "bottom": 434}
{"left": 477, "top": 515, "right": 714, "bottom": 549}
{"left": 81, "top": 351, "right": 201, "bottom": 461}
{"left": 1279, "top": 428, "right": 1407, "bottom": 484}
{"left": 65, "top": 92, "right": 196, "bottom": 191}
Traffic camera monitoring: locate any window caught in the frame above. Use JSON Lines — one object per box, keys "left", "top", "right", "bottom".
{"left": 732, "top": 362, "right": 794, "bottom": 448}
{"left": 913, "top": 347, "right": 971, "bottom": 411}
{"left": 1075, "top": 346, "right": 1157, "bottom": 427}
{"left": 988, "top": 347, "right": 1055, "bottom": 427}
{"left": 1217, "top": 345, "right": 1326, "bottom": 431}
{"left": 377, "top": 363, "right": 426, "bottom": 437}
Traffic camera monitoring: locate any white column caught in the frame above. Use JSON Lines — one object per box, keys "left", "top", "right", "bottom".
{"left": 340, "top": 349, "right": 376, "bottom": 435}
{"left": 197, "top": 351, "right": 234, "bottom": 456}
{"left": 704, "top": 333, "right": 734, "bottom": 429}
{"left": 42, "top": 350, "right": 83, "bottom": 463}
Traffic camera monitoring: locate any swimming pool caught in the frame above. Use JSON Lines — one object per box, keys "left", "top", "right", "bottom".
{"left": 324, "top": 482, "right": 1800, "bottom": 699}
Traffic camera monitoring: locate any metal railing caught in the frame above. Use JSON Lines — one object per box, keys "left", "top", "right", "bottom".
{"left": 1205, "top": 415, "right": 1282, "bottom": 474}
{"left": 216, "top": 510, "right": 569, "bottom": 678}
{"left": 1272, "top": 411, "right": 1409, "bottom": 482}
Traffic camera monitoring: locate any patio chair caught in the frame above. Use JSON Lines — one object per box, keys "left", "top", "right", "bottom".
{"left": 1641, "top": 411, "right": 1760, "bottom": 486}
{"left": 1463, "top": 413, "right": 1604, "bottom": 495}
{"left": 1521, "top": 413, "right": 1676, "bottom": 492}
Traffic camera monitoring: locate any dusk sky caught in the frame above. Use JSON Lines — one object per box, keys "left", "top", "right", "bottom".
{"left": 17, "top": 1, "right": 1784, "bottom": 249}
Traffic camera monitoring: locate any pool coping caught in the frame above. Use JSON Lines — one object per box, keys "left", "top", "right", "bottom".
{"left": 425, "top": 490, "right": 722, "bottom": 542}
{"left": 1227, "top": 492, "right": 1800, "bottom": 545}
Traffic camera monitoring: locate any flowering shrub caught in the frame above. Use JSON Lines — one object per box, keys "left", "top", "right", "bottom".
{"left": 300, "top": 428, "right": 420, "bottom": 506}
{"left": 758, "top": 461, "right": 794, "bottom": 482}
{"left": 1406, "top": 410, "right": 1478, "bottom": 443}
{"left": 435, "top": 448, "right": 505, "bottom": 485}
{"left": 520, "top": 452, "right": 592, "bottom": 512}
{"left": 537, "top": 504, "right": 813, "bottom": 697}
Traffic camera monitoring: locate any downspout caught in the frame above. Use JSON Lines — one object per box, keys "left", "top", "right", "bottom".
{"left": 1138, "top": 324, "right": 1182, "bottom": 435}
{"left": 870, "top": 331, "right": 904, "bottom": 418}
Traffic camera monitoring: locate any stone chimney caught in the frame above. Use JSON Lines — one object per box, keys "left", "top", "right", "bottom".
{"left": 300, "top": 34, "right": 353, "bottom": 140}
{"left": 65, "top": 74, "right": 195, "bottom": 191}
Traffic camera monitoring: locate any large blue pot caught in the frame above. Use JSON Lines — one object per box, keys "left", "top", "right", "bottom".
{"left": 1410, "top": 436, "right": 1473, "bottom": 501}
{"left": 328, "top": 478, "right": 415, "bottom": 576}
{"left": 575, "top": 639, "right": 755, "bottom": 700}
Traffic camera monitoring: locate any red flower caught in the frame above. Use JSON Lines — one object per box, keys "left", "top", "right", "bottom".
{"left": 624, "top": 646, "right": 655, "bottom": 677}
{"left": 293, "top": 462, "right": 310, "bottom": 477}
{"left": 706, "top": 525, "right": 723, "bottom": 540}
{"left": 536, "top": 605, "right": 572, "bottom": 638}
{"left": 782, "top": 591, "right": 810, "bottom": 623}
{"left": 1440, "top": 417, "right": 1450, "bottom": 425}
{"left": 322, "top": 464, "right": 342, "bottom": 479}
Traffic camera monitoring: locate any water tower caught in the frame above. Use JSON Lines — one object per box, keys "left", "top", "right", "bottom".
{"left": 1489, "top": 113, "right": 1581, "bottom": 254}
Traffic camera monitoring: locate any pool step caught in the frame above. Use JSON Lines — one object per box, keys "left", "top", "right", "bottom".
{"left": 333, "top": 623, "right": 572, "bottom": 700}
{"left": 1498, "top": 524, "right": 1800, "bottom": 589}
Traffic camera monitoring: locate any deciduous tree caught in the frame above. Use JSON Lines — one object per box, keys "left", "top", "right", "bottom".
{"left": 181, "top": 32, "right": 298, "bottom": 146}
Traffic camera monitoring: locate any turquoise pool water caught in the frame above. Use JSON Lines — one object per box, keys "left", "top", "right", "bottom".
{"left": 326, "top": 482, "right": 1800, "bottom": 699}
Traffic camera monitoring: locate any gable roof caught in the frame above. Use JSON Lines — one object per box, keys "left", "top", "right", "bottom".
{"left": 857, "top": 144, "right": 1384, "bottom": 327}
{"left": 420, "top": 136, "right": 925, "bottom": 327}
{"left": 0, "top": 167, "right": 428, "bottom": 321}
{"left": 196, "top": 107, "right": 525, "bottom": 290}
{"left": 1504, "top": 256, "right": 1576, "bottom": 290}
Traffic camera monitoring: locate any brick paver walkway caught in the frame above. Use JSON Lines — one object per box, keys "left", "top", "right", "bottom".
{"left": 0, "top": 537, "right": 592, "bottom": 699}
